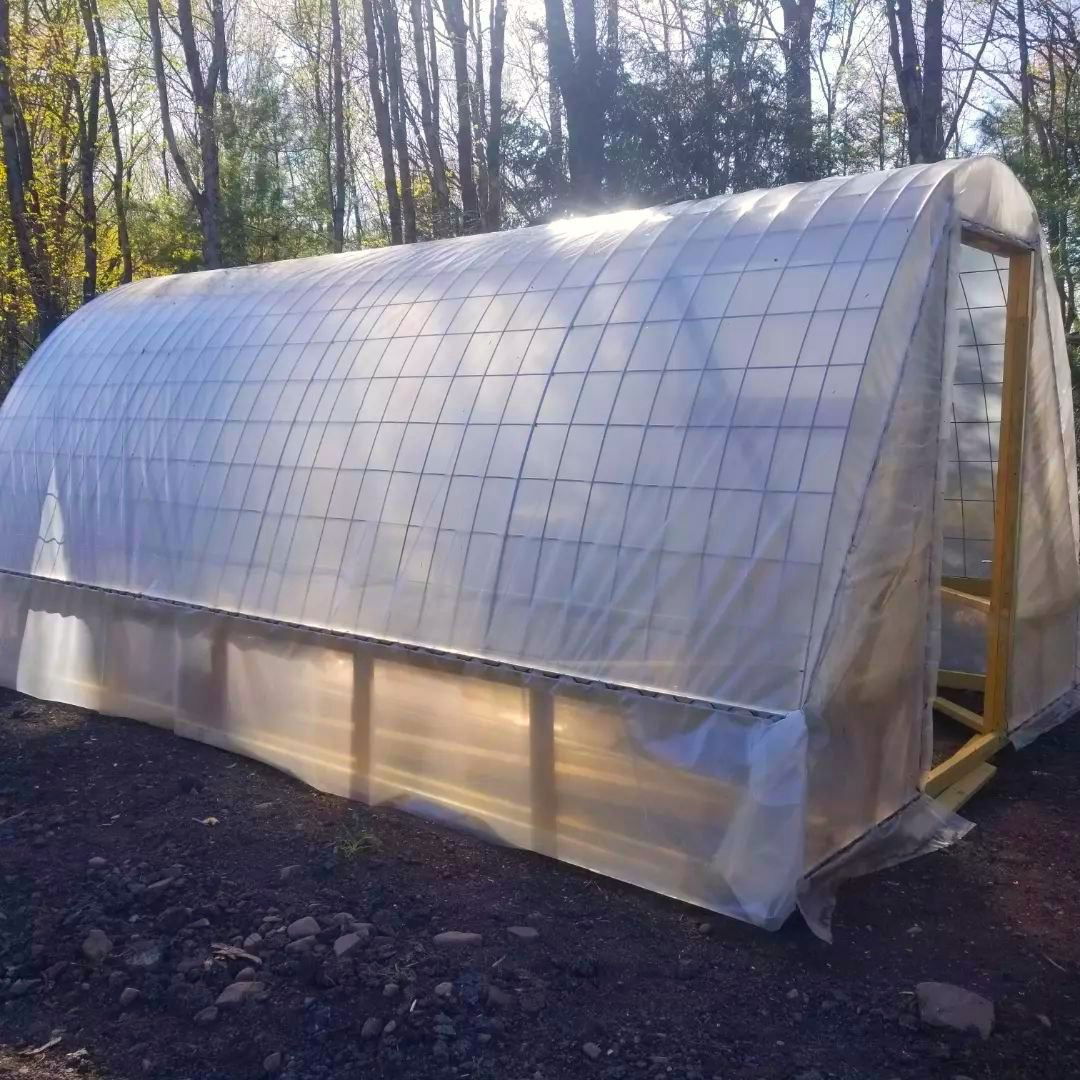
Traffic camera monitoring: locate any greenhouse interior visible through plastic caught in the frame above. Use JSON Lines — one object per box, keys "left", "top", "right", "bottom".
{"left": 0, "top": 157, "right": 1076, "bottom": 937}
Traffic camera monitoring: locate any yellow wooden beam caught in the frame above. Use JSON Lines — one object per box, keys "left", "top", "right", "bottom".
{"left": 941, "top": 584, "right": 991, "bottom": 613}
{"left": 923, "top": 731, "right": 1006, "bottom": 797}
{"left": 959, "top": 226, "right": 1031, "bottom": 259}
{"left": 941, "top": 575, "right": 991, "bottom": 598}
{"left": 933, "top": 761, "right": 997, "bottom": 813}
{"left": 932, "top": 695, "right": 988, "bottom": 734}
{"left": 982, "top": 250, "right": 1033, "bottom": 735}
{"left": 937, "top": 669, "right": 986, "bottom": 693}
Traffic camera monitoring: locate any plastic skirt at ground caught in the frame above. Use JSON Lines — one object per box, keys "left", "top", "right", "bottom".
{"left": 0, "top": 567, "right": 953, "bottom": 935}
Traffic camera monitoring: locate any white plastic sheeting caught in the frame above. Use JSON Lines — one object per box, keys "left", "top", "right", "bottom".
{"left": 0, "top": 156, "right": 1076, "bottom": 932}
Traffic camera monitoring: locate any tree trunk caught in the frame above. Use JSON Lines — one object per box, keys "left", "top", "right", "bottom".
{"left": 76, "top": 0, "right": 101, "bottom": 302}
{"left": 442, "top": 0, "right": 480, "bottom": 231}
{"left": 150, "top": 0, "right": 224, "bottom": 268}
{"left": 485, "top": 0, "right": 506, "bottom": 230}
{"left": 780, "top": 0, "right": 815, "bottom": 182}
{"left": 175, "top": 0, "right": 224, "bottom": 267}
{"left": 919, "top": 0, "right": 944, "bottom": 162}
{"left": 886, "top": 0, "right": 924, "bottom": 164}
{"left": 473, "top": 0, "right": 489, "bottom": 224}
{"left": 0, "top": 0, "right": 61, "bottom": 338}
{"left": 410, "top": 0, "right": 450, "bottom": 236}
{"left": 329, "top": 0, "right": 347, "bottom": 251}
{"left": 548, "top": 43, "right": 564, "bottom": 200}
{"left": 381, "top": 0, "right": 415, "bottom": 241}
{"left": 361, "top": 0, "right": 402, "bottom": 243}
{"left": 544, "top": 0, "right": 603, "bottom": 209}
{"left": 1016, "top": 0, "right": 1031, "bottom": 163}
{"left": 90, "top": 0, "right": 131, "bottom": 282}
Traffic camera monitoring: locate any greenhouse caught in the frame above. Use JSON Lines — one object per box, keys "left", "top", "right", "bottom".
{"left": 0, "top": 155, "right": 1076, "bottom": 935}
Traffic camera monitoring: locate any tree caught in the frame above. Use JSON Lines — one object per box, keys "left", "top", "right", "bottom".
{"left": 329, "top": 0, "right": 346, "bottom": 251}
{"left": 441, "top": 0, "right": 481, "bottom": 230}
{"left": 780, "top": 0, "right": 817, "bottom": 181}
{"left": 88, "top": 0, "right": 131, "bottom": 282}
{"left": 543, "top": 0, "right": 604, "bottom": 209}
{"left": 0, "top": 0, "right": 62, "bottom": 337}
{"left": 885, "top": 0, "right": 944, "bottom": 163}
{"left": 361, "top": 0, "right": 402, "bottom": 243}
{"left": 380, "top": 0, "right": 415, "bottom": 241}
{"left": 410, "top": 0, "right": 450, "bottom": 236}
{"left": 147, "top": 0, "right": 229, "bottom": 267}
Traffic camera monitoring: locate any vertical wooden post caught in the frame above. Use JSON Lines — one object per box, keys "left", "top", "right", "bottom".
{"left": 209, "top": 621, "right": 229, "bottom": 728}
{"left": 351, "top": 651, "right": 374, "bottom": 802}
{"left": 983, "top": 250, "right": 1033, "bottom": 735}
{"left": 529, "top": 686, "right": 557, "bottom": 857}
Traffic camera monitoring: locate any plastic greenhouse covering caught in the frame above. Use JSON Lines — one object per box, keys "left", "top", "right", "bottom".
{"left": 0, "top": 157, "right": 1077, "bottom": 935}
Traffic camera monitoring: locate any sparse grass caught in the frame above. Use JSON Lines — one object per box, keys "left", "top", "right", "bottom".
{"left": 334, "top": 816, "right": 382, "bottom": 859}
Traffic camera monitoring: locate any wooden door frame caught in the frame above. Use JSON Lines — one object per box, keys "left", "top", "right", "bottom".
{"left": 924, "top": 227, "right": 1035, "bottom": 804}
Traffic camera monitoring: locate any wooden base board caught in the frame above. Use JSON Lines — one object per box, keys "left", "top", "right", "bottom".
{"left": 923, "top": 731, "right": 1006, "bottom": 797}
{"left": 932, "top": 761, "right": 998, "bottom": 813}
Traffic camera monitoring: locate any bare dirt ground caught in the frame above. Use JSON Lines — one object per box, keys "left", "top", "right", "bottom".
{"left": 1, "top": 688, "right": 1078, "bottom": 1080}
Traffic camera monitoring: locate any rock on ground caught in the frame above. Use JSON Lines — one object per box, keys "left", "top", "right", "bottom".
{"left": 81, "top": 929, "right": 113, "bottom": 963}
{"left": 216, "top": 981, "right": 266, "bottom": 1007}
{"left": 916, "top": 981, "right": 995, "bottom": 1039}
{"left": 432, "top": 931, "right": 482, "bottom": 947}
{"left": 286, "top": 916, "right": 320, "bottom": 939}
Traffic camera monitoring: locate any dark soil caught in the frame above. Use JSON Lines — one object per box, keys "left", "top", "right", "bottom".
{"left": 1, "top": 688, "right": 1078, "bottom": 1080}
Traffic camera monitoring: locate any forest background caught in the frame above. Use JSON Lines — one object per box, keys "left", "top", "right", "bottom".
{"left": 0, "top": 0, "right": 1074, "bottom": 396}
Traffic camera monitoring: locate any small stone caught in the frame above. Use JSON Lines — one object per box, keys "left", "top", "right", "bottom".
{"left": 285, "top": 936, "right": 315, "bottom": 955}
{"left": 158, "top": 906, "right": 192, "bottom": 932}
{"left": 361, "top": 1016, "right": 383, "bottom": 1039}
{"left": 287, "top": 916, "right": 321, "bottom": 939}
{"left": 243, "top": 933, "right": 263, "bottom": 950}
{"left": 434, "top": 981, "right": 454, "bottom": 998}
{"left": 697, "top": 921, "right": 713, "bottom": 935}
{"left": 236, "top": 966, "right": 258, "bottom": 982}
{"left": 88, "top": 856, "right": 108, "bottom": 869}
{"left": 216, "top": 980, "right": 266, "bottom": 1007}
{"left": 583, "top": 1042, "right": 602, "bottom": 1061}
{"left": 432, "top": 931, "right": 482, "bottom": 948}
{"left": 333, "top": 932, "right": 363, "bottom": 958}
{"left": 263, "top": 1051, "right": 283, "bottom": 1074}
{"left": 253, "top": 801, "right": 275, "bottom": 814}
{"left": 6, "top": 978, "right": 39, "bottom": 998}
{"left": 786, "top": 988, "right": 801, "bottom": 1000}
{"left": 82, "top": 929, "right": 113, "bottom": 964}
{"left": 125, "top": 939, "right": 165, "bottom": 970}
{"left": 194, "top": 1006, "right": 219, "bottom": 1025}
{"left": 119, "top": 987, "right": 141, "bottom": 1008}
{"left": 144, "top": 876, "right": 174, "bottom": 894}
{"left": 1036, "top": 1014, "right": 1052, "bottom": 1029}
{"left": 916, "top": 982, "right": 995, "bottom": 1039}
{"left": 486, "top": 984, "right": 514, "bottom": 1009}
{"left": 187, "top": 917, "right": 210, "bottom": 929}
{"left": 507, "top": 925, "right": 539, "bottom": 942}
{"left": 383, "top": 982, "right": 399, "bottom": 998}
{"left": 279, "top": 865, "right": 304, "bottom": 883}
{"left": 383, "top": 1019, "right": 397, "bottom": 1035}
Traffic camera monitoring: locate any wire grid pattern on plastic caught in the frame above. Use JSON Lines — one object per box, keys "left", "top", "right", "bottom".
{"left": 944, "top": 245, "right": 1008, "bottom": 579}
{"left": 0, "top": 166, "right": 942, "bottom": 712}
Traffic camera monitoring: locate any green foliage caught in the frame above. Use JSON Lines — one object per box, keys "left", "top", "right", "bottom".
{"left": 127, "top": 192, "right": 201, "bottom": 277}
